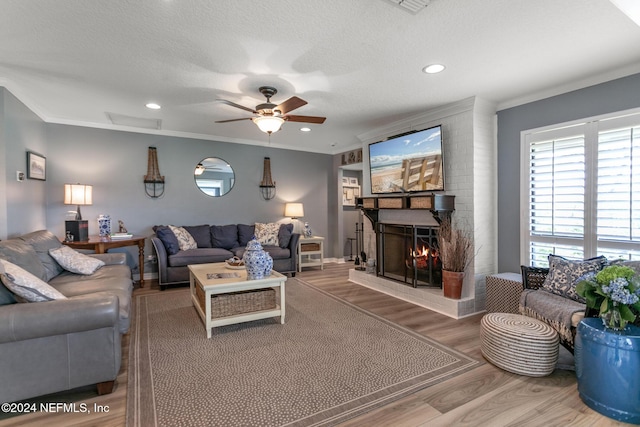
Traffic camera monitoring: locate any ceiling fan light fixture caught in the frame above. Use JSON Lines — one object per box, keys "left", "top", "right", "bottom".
{"left": 194, "top": 163, "right": 205, "bottom": 175}
{"left": 252, "top": 116, "right": 284, "bottom": 134}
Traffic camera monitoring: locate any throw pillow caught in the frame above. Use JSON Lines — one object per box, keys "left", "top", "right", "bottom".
{"left": 211, "top": 225, "right": 239, "bottom": 249}
{"left": 0, "top": 281, "right": 17, "bottom": 306}
{"left": 168, "top": 225, "right": 198, "bottom": 251}
{"left": 183, "top": 225, "right": 212, "bottom": 248}
{"left": 19, "top": 230, "right": 65, "bottom": 281}
{"left": 0, "top": 259, "right": 67, "bottom": 302}
{"left": 154, "top": 225, "right": 180, "bottom": 255}
{"left": 237, "top": 224, "right": 255, "bottom": 246}
{"left": 255, "top": 222, "right": 281, "bottom": 246}
{"left": 278, "top": 223, "right": 294, "bottom": 248}
{"left": 0, "top": 239, "right": 49, "bottom": 282}
{"left": 49, "top": 246, "right": 105, "bottom": 275}
{"left": 542, "top": 255, "right": 608, "bottom": 303}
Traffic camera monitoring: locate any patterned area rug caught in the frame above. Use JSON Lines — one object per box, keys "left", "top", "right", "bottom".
{"left": 126, "top": 278, "right": 478, "bottom": 427}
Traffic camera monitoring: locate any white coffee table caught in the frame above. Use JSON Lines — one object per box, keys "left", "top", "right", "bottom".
{"left": 188, "top": 263, "right": 286, "bottom": 338}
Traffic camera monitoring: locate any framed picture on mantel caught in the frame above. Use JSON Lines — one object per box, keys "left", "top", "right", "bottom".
{"left": 27, "top": 151, "right": 46, "bottom": 181}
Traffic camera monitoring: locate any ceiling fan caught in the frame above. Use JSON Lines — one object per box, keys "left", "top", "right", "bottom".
{"left": 215, "top": 86, "right": 326, "bottom": 134}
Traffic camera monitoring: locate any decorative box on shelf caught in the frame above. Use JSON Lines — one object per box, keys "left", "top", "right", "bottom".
{"left": 360, "top": 198, "right": 377, "bottom": 209}
{"left": 342, "top": 184, "right": 361, "bottom": 206}
{"left": 409, "top": 196, "right": 433, "bottom": 209}
{"left": 377, "top": 197, "right": 405, "bottom": 209}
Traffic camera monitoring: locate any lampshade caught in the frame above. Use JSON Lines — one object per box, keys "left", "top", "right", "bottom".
{"left": 252, "top": 116, "right": 284, "bottom": 134}
{"left": 284, "top": 203, "right": 304, "bottom": 218}
{"left": 64, "top": 184, "right": 93, "bottom": 220}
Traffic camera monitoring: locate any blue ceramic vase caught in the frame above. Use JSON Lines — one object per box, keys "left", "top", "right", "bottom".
{"left": 97, "top": 214, "right": 111, "bottom": 237}
{"left": 243, "top": 236, "right": 273, "bottom": 280}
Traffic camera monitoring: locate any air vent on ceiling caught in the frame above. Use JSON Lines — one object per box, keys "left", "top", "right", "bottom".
{"left": 384, "top": 0, "right": 431, "bottom": 14}
{"left": 106, "top": 112, "right": 162, "bottom": 130}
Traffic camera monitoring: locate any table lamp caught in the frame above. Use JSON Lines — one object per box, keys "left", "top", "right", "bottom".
{"left": 64, "top": 183, "right": 92, "bottom": 241}
{"left": 284, "top": 202, "right": 304, "bottom": 234}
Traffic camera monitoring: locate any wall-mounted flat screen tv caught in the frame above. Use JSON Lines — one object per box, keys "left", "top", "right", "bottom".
{"left": 369, "top": 125, "right": 444, "bottom": 194}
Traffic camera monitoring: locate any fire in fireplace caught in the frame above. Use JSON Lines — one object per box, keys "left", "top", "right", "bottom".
{"left": 377, "top": 224, "right": 442, "bottom": 288}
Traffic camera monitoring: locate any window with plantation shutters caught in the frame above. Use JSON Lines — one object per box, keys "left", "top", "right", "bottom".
{"left": 596, "top": 121, "right": 640, "bottom": 260}
{"left": 521, "top": 109, "right": 640, "bottom": 267}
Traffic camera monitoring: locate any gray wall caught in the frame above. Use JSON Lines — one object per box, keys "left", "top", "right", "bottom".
{"left": 1, "top": 89, "right": 49, "bottom": 237}
{"left": 1, "top": 88, "right": 335, "bottom": 274}
{"left": 497, "top": 72, "right": 640, "bottom": 272}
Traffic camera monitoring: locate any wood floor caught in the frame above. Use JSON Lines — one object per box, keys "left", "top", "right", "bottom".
{"left": 0, "top": 263, "right": 630, "bottom": 427}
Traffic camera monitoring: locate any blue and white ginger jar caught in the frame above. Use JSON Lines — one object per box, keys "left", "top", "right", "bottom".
{"left": 98, "top": 214, "right": 111, "bottom": 237}
{"left": 303, "top": 222, "right": 312, "bottom": 237}
{"left": 243, "top": 236, "right": 273, "bottom": 280}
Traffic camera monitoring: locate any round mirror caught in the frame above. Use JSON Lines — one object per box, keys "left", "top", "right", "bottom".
{"left": 194, "top": 157, "right": 235, "bottom": 197}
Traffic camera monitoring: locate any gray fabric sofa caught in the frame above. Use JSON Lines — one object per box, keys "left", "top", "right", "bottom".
{"left": 151, "top": 223, "right": 300, "bottom": 290}
{"left": 0, "top": 230, "right": 133, "bottom": 403}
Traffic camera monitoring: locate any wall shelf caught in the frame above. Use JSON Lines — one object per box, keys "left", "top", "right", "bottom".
{"left": 356, "top": 194, "right": 455, "bottom": 227}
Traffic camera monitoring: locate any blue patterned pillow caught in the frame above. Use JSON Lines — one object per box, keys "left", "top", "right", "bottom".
{"left": 255, "top": 223, "right": 280, "bottom": 246}
{"left": 168, "top": 225, "right": 198, "bottom": 251}
{"left": 542, "top": 255, "right": 607, "bottom": 303}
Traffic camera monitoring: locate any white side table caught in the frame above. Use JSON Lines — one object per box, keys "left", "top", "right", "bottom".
{"left": 298, "top": 236, "right": 324, "bottom": 272}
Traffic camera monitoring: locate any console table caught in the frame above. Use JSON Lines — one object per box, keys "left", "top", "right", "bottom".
{"left": 62, "top": 236, "right": 146, "bottom": 287}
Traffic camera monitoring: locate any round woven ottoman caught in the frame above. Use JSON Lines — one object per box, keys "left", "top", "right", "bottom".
{"left": 480, "top": 313, "right": 559, "bottom": 377}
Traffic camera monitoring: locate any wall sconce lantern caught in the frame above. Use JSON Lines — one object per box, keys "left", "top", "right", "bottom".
{"left": 144, "top": 146, "right": 165, "bottom": 198}
{"left": 259, "top": 157, "right": 276, "bottom": 200}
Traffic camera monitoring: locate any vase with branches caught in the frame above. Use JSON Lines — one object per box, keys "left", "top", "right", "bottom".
{"left": 437, "top": 216, "right": 474, "bottom": 299}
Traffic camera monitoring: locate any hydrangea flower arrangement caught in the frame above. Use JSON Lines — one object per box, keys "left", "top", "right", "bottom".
{"left": 576, "top": 265, "right": 640, "bottom": 330}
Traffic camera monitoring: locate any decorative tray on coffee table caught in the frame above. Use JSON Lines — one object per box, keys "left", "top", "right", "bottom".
{"left": 225, "top": 258, "right": 245, "bottom": 270}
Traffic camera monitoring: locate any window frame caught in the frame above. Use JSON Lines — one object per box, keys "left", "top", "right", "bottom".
{"left": 520, "top": 107, "right": 640, "bottom": 267}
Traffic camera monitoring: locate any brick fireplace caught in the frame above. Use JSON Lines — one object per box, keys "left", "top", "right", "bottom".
{"left": 349, "top": 194, "right": 478, "bottom": 318}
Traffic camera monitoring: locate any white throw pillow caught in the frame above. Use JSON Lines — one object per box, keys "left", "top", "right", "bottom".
{"left": 0, "top": 259, "right": 67, "bottom": 302}
{"left": 255, "top": 222, "right": 280, "bottom": 246}
{"left": 49, "top": 246, "right": 105, "bottom": 275}
{"left": 168, "top": 225, "right": 198, "bottom": 251}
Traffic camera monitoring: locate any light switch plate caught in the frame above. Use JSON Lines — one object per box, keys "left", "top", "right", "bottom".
{"left": 16, "top": 171, "right": 25, "bottom": 182}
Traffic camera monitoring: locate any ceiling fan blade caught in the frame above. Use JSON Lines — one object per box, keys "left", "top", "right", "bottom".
{"left": 275, "top": 96, "right": 307, "bottom": 115}
{"left": 215, "top": 117, "right": 254, "bottom": 123}
{"left": 285, "top": 115, "right": 326, "bottom": 124}
{"left": 216, "top": 99, "right": 257, "bottom": 114}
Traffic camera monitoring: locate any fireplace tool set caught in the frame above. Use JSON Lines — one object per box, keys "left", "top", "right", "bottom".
{"left": 354, "top": 221, "right": 366, "bottom": 271}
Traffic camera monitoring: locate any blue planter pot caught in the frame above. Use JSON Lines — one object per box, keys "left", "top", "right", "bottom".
{"left": 575, "top": 317, "right": 640, "bottom": 424}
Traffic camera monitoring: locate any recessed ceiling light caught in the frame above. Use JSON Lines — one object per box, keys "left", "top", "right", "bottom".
{"left": 145, "top": 103, "right": 161, "bottom": 110}
{"left": 422, "top": 64, "right": 445, "bottom": 74}
{"left": 300, "top": 127, "right": 311, "bottom": 132}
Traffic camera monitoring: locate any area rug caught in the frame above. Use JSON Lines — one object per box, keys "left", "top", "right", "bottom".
{"left": 126, "top": 278, "right": 479, "bottom": 427}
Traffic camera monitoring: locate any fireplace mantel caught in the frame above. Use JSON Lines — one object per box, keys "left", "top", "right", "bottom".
{"left": 356, "top": 194, "right": 454, "bottom": 227}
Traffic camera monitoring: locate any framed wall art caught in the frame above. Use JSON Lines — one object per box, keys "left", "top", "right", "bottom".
{"left": 27, "top": 151, "right": 46, "bottom": 181}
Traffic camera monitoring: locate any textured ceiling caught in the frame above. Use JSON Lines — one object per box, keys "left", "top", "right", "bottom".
{"left": 1, "top": 0, "right": 640, "bottom": 154}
